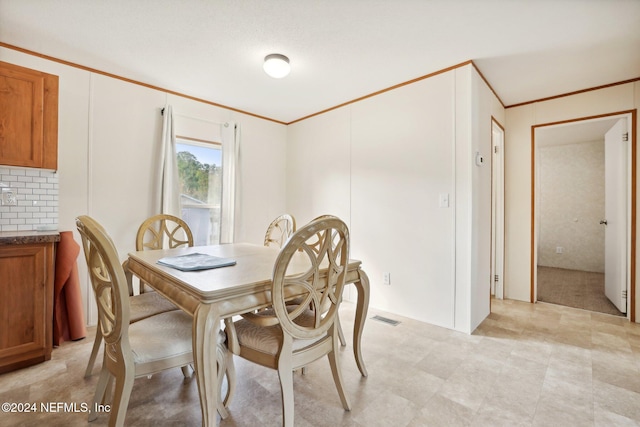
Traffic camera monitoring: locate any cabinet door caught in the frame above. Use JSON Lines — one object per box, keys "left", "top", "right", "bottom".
{"left": 0, "top": 244, "right": 53, "bottom": 373}
{"left": 0, "top": 61, "right": 59, "bottom": 170}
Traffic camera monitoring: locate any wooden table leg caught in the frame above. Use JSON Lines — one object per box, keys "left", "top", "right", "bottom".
{"left": 193, "top": 303, "right": 220, "bottom": 427}
{"left": 352, "top": 269, "right": 370, "bottom": 377}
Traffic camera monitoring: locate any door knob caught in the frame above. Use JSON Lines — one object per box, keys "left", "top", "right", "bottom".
{"left": 600, "top": 220, "right": 608, "bottom": 225}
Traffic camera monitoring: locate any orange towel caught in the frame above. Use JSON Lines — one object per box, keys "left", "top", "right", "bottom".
{"left": 53, "top": 231, "right": 87, "bottom": 346}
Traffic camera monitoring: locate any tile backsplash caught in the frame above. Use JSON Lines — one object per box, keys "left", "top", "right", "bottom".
{"left": 0, "top": 166, "right": 58, "bottom": 232}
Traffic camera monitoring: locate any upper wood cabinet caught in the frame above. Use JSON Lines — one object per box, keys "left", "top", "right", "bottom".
{"left": 0, "top": 61, "right": 59, "bottom": 170}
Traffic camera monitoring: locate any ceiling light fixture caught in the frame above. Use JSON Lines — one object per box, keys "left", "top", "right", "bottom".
{"left": 263, "top": 54, "right": 290, "bottom": 78}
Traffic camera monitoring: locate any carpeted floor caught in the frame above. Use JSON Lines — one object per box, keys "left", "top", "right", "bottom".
{"left": 537, "top": 266, "right": 624, "bottom": 316}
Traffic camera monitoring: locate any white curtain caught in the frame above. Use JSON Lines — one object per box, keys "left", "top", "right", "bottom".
{"left": 157, "top": 105, "right": 181, "bottom": 216}
{"left": 220, "top": 122, "right": 240, "bottom": 243}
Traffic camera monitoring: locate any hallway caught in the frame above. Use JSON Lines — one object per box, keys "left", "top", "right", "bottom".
{"left": 537, "top": 266, "right": 624, "bottom": 317}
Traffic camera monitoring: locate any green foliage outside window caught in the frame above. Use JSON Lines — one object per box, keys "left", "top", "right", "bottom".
{"left": 177, "top": 151, "right": 219, "bottom": 203}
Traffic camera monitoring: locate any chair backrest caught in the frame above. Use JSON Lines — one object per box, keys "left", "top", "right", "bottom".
{"left": 264, "top": 214, "right": 296, "bottom": 248}
{"left": 307, "top": 214, "right": 340, "bottom": 253}
{"left": 136, "top": 214, "right": 193, "bottom": 251}
{"left": 76, "top": 216, "right": 131, "bottom": 359}
{"left": 271, "top": 216, "right": 349, "bottom": 340}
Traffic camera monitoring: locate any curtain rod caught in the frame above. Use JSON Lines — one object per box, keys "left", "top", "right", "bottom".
{"left": 160, "top": 108, "right": 229, "bottom": 127}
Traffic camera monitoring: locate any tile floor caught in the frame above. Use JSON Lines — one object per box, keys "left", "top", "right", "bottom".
{"left": 1, "top": 299, "right": 640, "bottom": 426}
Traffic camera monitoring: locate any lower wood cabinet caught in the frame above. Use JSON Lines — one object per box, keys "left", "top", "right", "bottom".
{"left": 0, "top": 242, "right": 55, "bottom": 374}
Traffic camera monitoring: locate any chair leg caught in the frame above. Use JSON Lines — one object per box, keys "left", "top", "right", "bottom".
{"left": 139, "top": 279, "right": 149, "bottom": 294}
{"left": 109, "top": 370, "right": 135, "bottom": 427}
{"left": 277, "top": 352, "right": 295, "bottom": 427}
{"left": 336, "top": 313, "right": 346, "bottom": 347}
{"left": 103, "top": 375, "right": 114, "bottom": 406}
{"left": 180, "top": 365, "right": 192, "bottom": 378}
{"left": 89, "top": 368, "right": 110, "bottom": 422}
{"left": 85, "top": 320, "right": 103, "bottom": 378}
{"left": 328, "top": 327, "right": 351, "bottom": 411}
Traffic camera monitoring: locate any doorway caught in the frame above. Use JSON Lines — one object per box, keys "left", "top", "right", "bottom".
{"left": 491, "top": 118, "right": 505, "bottom": 300}
{"left": 531, "top": 111, "right": 635, "bottom": 318}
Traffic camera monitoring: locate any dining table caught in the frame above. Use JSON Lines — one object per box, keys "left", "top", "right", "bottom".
{"left": 126, "top": 242, "right": 370, "bottom": 427}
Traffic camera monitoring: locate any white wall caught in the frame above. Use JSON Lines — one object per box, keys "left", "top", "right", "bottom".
{"left": 287, "top": 64, "right": 503, "bottom": 333}
{"left": 1, "top": 45, "right": 506, "bottom": 332}
{"left": 286, "top": 107, "right": 351, "bottom": 226}
{"left": 0, "top": 47, "right": 288, "bottom": 325}
{"left": 504, "top": 82, "right": 640, "bottom": 320}
{"left": 468, "top": 68, "right": 504, "bottom": 330}
{"left": 351, "top": 72, "right": 456, "bottom": 330}
{"left": 538, "top": 140, "right": 605, "bottom": 272}
{"left": 87, "top": 74, "right": 166, "bottom": 257}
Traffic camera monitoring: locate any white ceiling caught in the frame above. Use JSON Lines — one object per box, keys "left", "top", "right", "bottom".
{"left": 1, "top": 0, "right": 639, "bottom": 124}
{"left": 536, "top": 117, "right": 623, "bottom": 147}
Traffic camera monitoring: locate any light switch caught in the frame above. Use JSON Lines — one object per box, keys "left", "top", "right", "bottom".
{"left": 439, "top": 193, "right": 449, "bottom": 208}
{"left": 383, "top": 272, "right": 391, "bottom": 285}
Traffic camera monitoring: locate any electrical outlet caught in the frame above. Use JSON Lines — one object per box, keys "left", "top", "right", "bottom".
{"left": 1, "top": 188, "right": 17, "bottom": 206}
{"left": 556, "top": 246, "right": 564, "bottom": 254}
{"left": 383, "top": 272, "right": 391, "bottom": 285}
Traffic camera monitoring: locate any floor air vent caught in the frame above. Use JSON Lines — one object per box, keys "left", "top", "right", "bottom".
{"left": 371, "top": 315, "right": 400, "bottom": 326}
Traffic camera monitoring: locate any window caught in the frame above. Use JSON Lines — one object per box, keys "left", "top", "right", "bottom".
{"left": 176, "top": 137, "right": 222, "bottom": 245}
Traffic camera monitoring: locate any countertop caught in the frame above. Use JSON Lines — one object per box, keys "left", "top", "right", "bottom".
{"left": 0, "top": 230, "right": 61, "bottom": 245}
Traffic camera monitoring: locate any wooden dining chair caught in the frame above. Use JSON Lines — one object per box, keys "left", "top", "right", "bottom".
{"left": 264, "top": 214, "right": 296, "bottom": 248}
{"left": 76, "top": 215, "right": 233, "bottom": 426}
{"left": 84, "top": 214, "right": 192, "bottom": 377}
{"left": 225, "top": 216, "right": 352, "bottom": 425}
{"left": 134, "top": 213, "right": 194, "bottom": 293}
{"left": 291, "top": 214, "right": 347, "bottom": 347}
{"left": 83, "top": 287, "right": 182, "bottom": 377}
{"left": 132, "top": 213, "right": 230, "bottom": 383}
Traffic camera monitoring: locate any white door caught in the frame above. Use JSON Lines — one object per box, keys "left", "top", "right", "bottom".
{"left": 491, "top": 121, "right": 505, "bottom": 299}
{"left": 604, "top": 118, "right": 628, "bottom": 313}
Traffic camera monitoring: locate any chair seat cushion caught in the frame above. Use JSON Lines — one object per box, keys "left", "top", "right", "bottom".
{"left": 128, "top": 310, "right": 194, "bottom": 364}
{"left": 233, "top": 308, "right": 323, "bottom": 356}
{"left": 129, "top": 291, "right": 178, "bottom": 323}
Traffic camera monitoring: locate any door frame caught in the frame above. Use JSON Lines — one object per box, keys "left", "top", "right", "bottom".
{"left": 491, "top": 117, "right": 505, "bottom": 300}
{"left": 604, "top": 118, "right": 629, "bottom": 312}
{"left": 530, "top": 109, "right": 637, "bottom": 321}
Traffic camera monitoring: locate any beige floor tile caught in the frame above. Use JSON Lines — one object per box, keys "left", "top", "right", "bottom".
{"left": 471, "top": 403, "right": 534, "bottom": 427}
{"left": 3, "top": 299, "right": 640, "bottom": 426}
{"left": 437, "top": 353, "right": 503, "bottom": 412}
{"left": 413, "top": 394, "right": 475, "bottom": 426}
{"left": 594, "top": 403, "right": 640, "bottom": 427}
{"left": 352, "top": 394, "right": 417, "bottom": 427}
{"left": 532, "top": 398, "right": 594, "bottom": 427}
{"left": 593, "top": 380, "right": 640, "bottom": 421}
